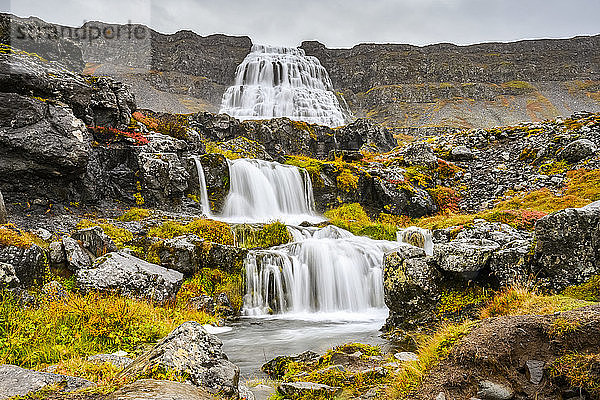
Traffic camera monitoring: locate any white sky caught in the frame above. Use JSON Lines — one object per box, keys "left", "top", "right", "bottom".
{"left": 3, "top": 0, "right": 600, "bottom": 48}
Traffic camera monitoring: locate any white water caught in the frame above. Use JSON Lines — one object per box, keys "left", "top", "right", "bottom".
{"left": 244, "top": 225, "right": 398, "bottom": 317}
{"left": 221, "top": 158, "right": 321, "bottom": 224}
{"left": 219, "top": 44, "right": 348, "bottom": 127}
{"left": 192, "top": 156, "right": 212, "bottom": 217}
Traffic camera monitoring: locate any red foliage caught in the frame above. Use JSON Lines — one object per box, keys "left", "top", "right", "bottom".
{"left": 88, "top": 126, "right": 149, "bottom": 146}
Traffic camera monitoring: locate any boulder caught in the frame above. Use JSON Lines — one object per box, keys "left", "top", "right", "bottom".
{"left": 535, "top": 200, "right": 600, "bottom": 290}
{"left": 195, "top": 153, "right": 230, "bottom": 214}
{"left": 262, "top": 351, "right": 320, "bottom": 379}
{"left": 489, "top": 239, "right": 533, "bottom": 286}
{"left": 76, "top": 252, "right": 183, "bottom": 303}
{"left": 450, "top": 145, "right": 475, "bottom": 161}
{"left": 119, "top": 321, "right": 240, "bottom": 397}
{"left": 278, "top": 382, "right": 342, "bottom": 398}
{"left": 62, "top": 236, "right": 93, "bottom": 271}
{"left": 455, "top": 220, "right": 531, "bottom": 246}
{"left": 337, "top": 118, "right": 397, "bottom": 153}
{"left": 0, "top": 262, "right": 19, "bottom": 289}
{"left": 48, "top": 241, "right": 66, "bottom": 268}
{"left": 383, "top": 244, "right": 441, "bottom": 329}
{"left": 107, "top": 379, "right": 213, "bottom": 400}
{"left": 41, "top": 280, "right": 67, "bottom": 301}
{"left": 87, "top": 353, "right": 133, "bottom": 369}
{"left": 138, "top": 151, "right": 190, "bottom": 205}
{"left": 477, "top": 380, "right": 514, "bottom": 400}
{"left": 71, "top": 226, "right": 118, "bottom": 257}
{"left": 433, "top": 238, "right": 500, "bottom": 279}
{"left": 557, "top": 138, "right": 597, "bottom": 163}
{"left": 403, "top": 142, "right": 438, "bottom": 168}
{"left": 0, "top": 364, "right": 92, "bottom": 400}
{"left": 0, "top": 244, "right": 45, "bottom": 286}
{"left": 0, "top": 190, "right": 6, "bottom": 224}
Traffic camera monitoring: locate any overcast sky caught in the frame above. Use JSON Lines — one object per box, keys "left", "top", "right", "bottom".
{"left": 3, "top": 0, "right": 600, "bottom": 48}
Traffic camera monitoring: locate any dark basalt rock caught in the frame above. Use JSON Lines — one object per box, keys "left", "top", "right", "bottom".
{"left": 0, "top": 244, "right": 45, "bottom": 287}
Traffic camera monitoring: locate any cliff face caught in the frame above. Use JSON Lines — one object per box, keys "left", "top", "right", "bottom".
{"left": 3, "top": 12, "right": 599, "bottom": 130}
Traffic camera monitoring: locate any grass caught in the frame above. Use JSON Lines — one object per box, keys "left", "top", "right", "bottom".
{"left": 563, "top": 276, "right": 600, "bottom": 302}
{"left": 234, "top": 221, "right": 291, "bottom": 249}
{"left": 0, "top": 290, "right": 216, "bottom": 370}
{"left": 0, "top": 224, "right": 48, "bottom": 249}
{"left": 147, "top": 218, "right": 235, "bottom": 246}
{"left": 324, "top": 203, "right": 399, "bottom": 241}
{"left": 117, "top": 208, "right": 150, "bottom": 222}
{"left": 549, "top": 353, "right": 600, "bottom": 397}
{"left": 176, "top": 268, "right": 244, "bottom": 314}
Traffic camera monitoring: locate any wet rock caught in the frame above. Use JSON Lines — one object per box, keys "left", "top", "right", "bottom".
{"left": 535, "top": 200, "right": 600, "bottom": 290}
{"left": 0, "top": 244, "right": 45, "bottom": 287}
{"left": 525, "top": 360, "right": 545, "bottom": 385}
{"left": 62, "top": 236, "right": 93, "bottom": 271}
{"left": 557, "top": 138, "right": 597, "bottom": 163}
{"left": 433, "top": 238, "right": 500, "bottom": 278}
{"left": 262, "top": 351, "right": 320, "bottom": 379}
{"left": 138, "top": 151, "right": 190, "bottom": 205}
{"left": 120, "top": 321, "right": 240, "bottom": 397}
{"left": 0, "top": 262, "right": 19, "bottom": 289}
{"left": 107, "top": 379, "right": 213, "bottom": 400}
{"left": 72, "top": 226, "right": 117, "bottom": 258}
{"left": 87, "top": 353, "right": 133, "bottom": 369}
{"left": 76, "top": 252, "right": 183, "bottom": 303}
{"left": 477, "top": 380, "right": 514, "bottom": 400}
{"left": 196, "top": 153, "right": 230, "bottom": 214}
{"left": 278, "top": 382, "right": 342, "bottom": 398}
{"left": 155, "top": 235, "right": 204, "bottom": 275}
{"left": 0, "top": 364, "right": 92, "bottom": 399}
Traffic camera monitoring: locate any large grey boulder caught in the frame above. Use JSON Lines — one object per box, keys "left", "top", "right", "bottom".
{"left": 0, "top": 243, "right": 45, "bottom": 286}
{"left": 455, "top": 220, "right": 531, "bottom": 246}
{"left": 489, "top": 239, "right": 533, "bottom": 286}
{"left": 557, "top": 138, "right": 597, "bottom": 163}
{"left": 402, "top": 142, "right": 438, "bottom": 168}
{"left": 138, "top": 151, "right": 190, "bottom": 204}
{"left": 119, "top": 321, "right": 240, "bottom": 397}
{"left": 433, "top": 238, "right": 500, "bottom": 278}
{"left": 0, "top": 262, "right": 19, "bottom": 289}
{"left": 76, "top": 252, "right": 183, "bottom": 303}
{"left": 535, "top": 200, "right": 600, "bottom": 290}
{"left": 383, "top": 244, "right": 440, "bottom": 329}
{"left": 0, "top": 364, "right": 92, "bottom": 400}
{"left": 107, "top": 379, "right": 213, "bottom": 400}
{"left": 62, "top": 236, "right": 93, "bottom": 271}
{"left": 72, "top": 226, "right": 117, "bottom": 258}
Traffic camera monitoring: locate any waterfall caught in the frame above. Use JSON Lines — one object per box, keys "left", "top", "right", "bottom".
{"left": 222, "top": 158, "right": 317, "bottom": 223}
{"left": 219, "top": 44, "right": 348, "bottom": 127}
{"left": 244, "top": 225, "right": 398, "bottom": 316}
{"left": 192, "top": 156, "right": 212, "bottom": 217}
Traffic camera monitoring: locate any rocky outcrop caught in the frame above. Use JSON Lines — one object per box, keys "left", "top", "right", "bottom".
{"left": 0, "top": 364, "right": 92, "bottom": 399}
{"left": 278, "top": 382, "right": 342, "bottom": 398}
{"left": 76, "top": 252, "right": 184, "bottom": 303}
{"left": 535, "top": 200, "right": 600, "bottom": 290}
{"left": 119, "top": 321, "right": 240, "bottom": 397}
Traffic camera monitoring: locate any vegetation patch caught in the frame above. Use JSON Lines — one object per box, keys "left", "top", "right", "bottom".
{"left": 436, "top": 287, "right": 491, "bottom": 321}
{"left": 234, "top": 221, "right": 291, "bottom": 249}
{"left": 324, "top": 203, "right": 397, "bottom": 241}
{"left": 132, "top": 111, "right": 189, "bottom": 139}
{"left": 76, "top": 219, "right": 134, "bottom": 249}
{"left": 176, "top": 268, "right": 244, "bottom": 313}
{"left": 562, "top": 275, "right": 600, "bottom": 302}
{"left": 0, "top": 224, "right": 46, "bottom": 249}
{"left": 117, "top": 208, "right": 151, "bottom": 222}
{"left": 147, "top": 218, "right": 234, "bottom": 246}
{"left": 549, "top": 353, "right": 600, "bottom": 397}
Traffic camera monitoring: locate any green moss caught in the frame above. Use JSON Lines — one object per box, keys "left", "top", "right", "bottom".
{"left": 563, "top": 276, "right": 600, "bottom": 302}
{"left": 539, "top": 160, "right": 570, "bottom": 175}
{"left": 234, "top": 222, "right": 291, "bottom": 249}
{"left": 76, "top": 219, "right": 133, "bottom": 249}
{"left": 436, "top": 287, "right": 491, "bottom": 321}
{"left": 324, "top": 203, "right": 398, "bottom": 241}
{"left": 147, "top": 218, "right": 234, "bottom": 246}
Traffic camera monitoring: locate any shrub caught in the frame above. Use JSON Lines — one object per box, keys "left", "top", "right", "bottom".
{"left": 176, "top": 269, "right": 244, "bottom": 313}
{"left": 549, "top": 353, "right": 600, "bottom": 396}
{"left": 427, "top": 187, "right": 460, "bottom": 214}
{"left": 0, "top": 225, "right": 43, "bottom": 248}
{"left": 88, "top": 126, "right": 148, "bottom": 146}
{"left": 118, "top": 208, "right": 150, "bottom": 222}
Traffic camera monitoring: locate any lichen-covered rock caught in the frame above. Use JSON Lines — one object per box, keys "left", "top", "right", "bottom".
{"left": 489, "top": 239, "right": 533, "bottom": 286}
{"left": 71, "top": 226, "right": 117, "bottom": 258}
{"left": 402, "top": 142, "right": 438, "bottom": 168}
{"left": 433, "top": 238, "right": 500, "bottom": 278}
{"left": 383, "top": 244, "right": 440, "bottom": 329}
{"left": 557, "top": 138, "right": 597, "bottom": 163}
{"left": 76, "top": 252, "right": 183, "bottom": 303}
{"left": 62, "top": 236, "right": 93, "bottom": 271}
{"left": 262, "top": 351, "right": 320, "bottom": 379}
{"left": 138, "top": 151, "right": 190, "bottom": 205}
{"left": 278, "top": 382, "right": 342, "bottom": 398}
{"left": 119, "top": 321, "right": 240, "bottom": 397}
{"left": 48, "top": 241, "right": 66, "bottom": 268}
{"left": 107, "top": 379, "right": 213, "bottom": 400}
{"left": 535, "top": 200, "right": 600, "bottom": 290}
{"left": 41, "top": 280, "right": 67, "bottom": 301}
{"left": 455, "top": 220, "right": 531, "bottom": 246}
{"left": 0, "top": 364, "right": 92, "bottom": 400}
{"left": 0, "top": 262, "right": 19, "bottom": 289}
{"left": 449, "top": 145, "right": 474, "bottom": 161}
{"left": 0, "top": 244, "right": 45, "bottom": 287}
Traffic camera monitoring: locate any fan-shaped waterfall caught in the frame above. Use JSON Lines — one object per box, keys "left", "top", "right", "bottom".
{"left": 244, "top": 225, "right": 398, "bottom": 316}
{"left": 221, "top": 158, "right": 318, "bottom": 223}
{"left": 219, "top": 44, "right": 348, "bottom": 127}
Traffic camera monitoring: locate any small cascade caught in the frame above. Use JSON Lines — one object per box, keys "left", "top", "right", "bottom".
{"left": 397, "top": 226, "right": 434, "bottom": 256}
{"left": 219, "top": 44, "right": 348, "bottom": 127}
{"left": 192, "top": 156, "right": 212, "bottom": 217}
{"left": 222, "top": 158, "right": 316, "bottom": 223}
{"left": 244, "top": 225, "right": 398, "bottom": 316}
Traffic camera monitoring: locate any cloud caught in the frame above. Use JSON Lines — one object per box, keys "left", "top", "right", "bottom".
{"left": 3, "top": 0, "right": 600, "bottom": 48}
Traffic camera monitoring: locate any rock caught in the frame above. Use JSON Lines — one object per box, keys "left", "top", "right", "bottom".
{"left": 337, "top": 118, "right": 397, "bottom": 153}
{"left": 0, "top": 364, "right": 92, "bottom": 399}
{"left": 138, "top": 151, "right": 190, "bottom": 205}
{"left": 62, "top": 236, "right": 93, "bottom": 271}
{"left": 383, "top": 244, "right": 440, "bottom": 329}
{"left": 189, "top": 294, "right": 216, "bottom": 314}
{"left": 214, "top": 292, "right": 235, "bottom": 317}
{"left": 48, "top": 241, "right": 66, "bottom": 268}
{"left": 436, "top": 393, "right": 447, "bottom": 400}
{"left": 155, "top": 235, "right": 204, "bottom": 275}
{"left": 119, "top": 321, "right": 240, "bottom": 396}
{"left": 107, "top": 379, "right": 213, "bottom": 400}
{"left": 403, "top": 142, "right": 438, "bottom": 168}
{"left": 394, "top": 352, "right": 419, "bottom": 362}
{"left": 557, "top": 138, "right": 597, "bottom": 163}
{"left": 450, "top": 145, "right": 475, "bottom": 161}
{"left": 535, "top": 200, "right": 600, "bottom": 290}
{"left": 433, "top": 238, "right": 500, "bottom": 279}
{"left": 196, "top": 153, "right": 230, "bottom": 214}
{"left": 278, "top": 382, "right": 342, "bottom": 398}
{"left": 489, "top": 239, "right": 533, "bottom": 286}
{"left": 76, "top": 252, "right": 183, "bottom": 303}
{"left": 455, "top": 220, "right": 531, "bottom": 246}
{"left": 72, "top": 226, "right": 118, "bottom": 257}
{"left": 87, "top": 353, "right": 133, "bottom": 369}
{"left": 0, "top": 190, "right": 5, "bottom": 224}
{"left": 525, "top": 360, "right": 545, "bottom": 385}
{"left": 41, "top": 281, "right": 67, "bottom": 301}
{"left": 0, "top": 262, "right": 19, "bottom": 289}
{"left": 238, "top": 382, "right": 255, "bottom": 400}
{"left": 397, "top": 227, "right": 433, "bottom": 255}
{"left": 0, "top": 244, "right": 45, "bottom": 286}
{"left": 262, "top": 351, "right": 320, "bottom": 379}
{"left": 476, "top": 380, "right": 514, "bottom": 400}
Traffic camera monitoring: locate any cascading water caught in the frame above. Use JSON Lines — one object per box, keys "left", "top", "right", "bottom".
{"left": 222, "top": 158, "right": 318, "bottom": 223}
{"left": 244, "top": 225, "right": 398, "bottom": 316}
{"left": 219, "top": 44, "right": 348, "bottom": 127}
{"left": 192, "top": 156, "right": 212, "bottom": 217}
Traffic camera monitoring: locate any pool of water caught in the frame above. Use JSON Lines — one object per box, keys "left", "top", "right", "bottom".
{"left": 218, "top": 309, "right": 391, "bottom": 378}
